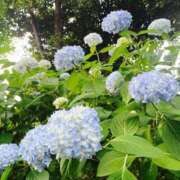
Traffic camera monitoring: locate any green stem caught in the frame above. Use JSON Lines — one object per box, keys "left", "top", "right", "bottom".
{"left": 95, "top": 49, "right": 101, "bottom": 63}
{"left": 122, "top": 154, "right": 128, "bottom": 179}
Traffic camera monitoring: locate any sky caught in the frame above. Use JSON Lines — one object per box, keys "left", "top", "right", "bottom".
{"left": 6, "top": 32, "right": 32, "bottom": 62}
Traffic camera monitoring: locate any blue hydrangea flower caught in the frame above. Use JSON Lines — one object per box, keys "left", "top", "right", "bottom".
{"left": 106, "top": 71, "right": 124, "bottom": 96}
{"left": 54, "top": 46, "right": 85, "bottom": 71}
{"left": 0, "top": 144, "right": 19, "bottom": 171}
{"left": 129, "top": 71, "right": 179, "bottom": 103}
{"left": 47, "top": 106, "right": 102, "bottom": 159}
{"left": 19, "top": 125, "right": 55, "bottom": 171}
{"left": 84, "top": 33, "right": 103, "bottom": 47}
{"left": 101, "top": 10, "right": 132, "bottom": 34}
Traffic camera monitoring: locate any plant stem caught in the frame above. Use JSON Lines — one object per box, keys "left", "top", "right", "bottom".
{"left": 122, "top": 154, "right": 128, "bottom": 179}
{"left": 95, "top": 49, "right": 101, "bottom": 63}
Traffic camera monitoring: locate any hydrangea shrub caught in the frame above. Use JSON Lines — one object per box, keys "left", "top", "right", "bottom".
{"left": 0, "top": 9, "right": 180, "bottom": 180}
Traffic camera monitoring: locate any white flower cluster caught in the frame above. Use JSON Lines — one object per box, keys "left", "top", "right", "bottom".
{"left": 148, "top": 18, "right": 172, "bottom": 35}
{"left": 106, "top": 71, "right": 124, "bottom": 95}
{"left": 19, "top": 106, "right": 102, "bottom": 171}
{"left": 54, "top": 46, "right": 85, "bottom": 71}
{"left": 84, "top": 33, "right": 103, "bottom": 47}
{"left": 53, "top": 97, "right": 68, "bottom": 109}
{"left": 39, "top": 59, "right": 51, "bottom": 69}
{"left": 14, "top": 57, "right": 51, "bottom": 73}
{"left": 0, "top": 144, "right": 19, "bottom": 171}
{"left": 14, "top": 56, "right": 39, "bottom": 73}
{"left": 47, "top": 106, "right": 102, "bottom": 159}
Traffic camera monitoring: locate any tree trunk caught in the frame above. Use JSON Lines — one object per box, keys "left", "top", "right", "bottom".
{"left": 29, "top": 8, "right": 44, "bottom": 56}
{"left": 54, "top": 0, "right": 63, "bottom": 48}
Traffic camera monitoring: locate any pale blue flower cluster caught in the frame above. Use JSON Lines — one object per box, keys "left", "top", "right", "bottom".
{"left": 84, "top": 33, "right": 103, "bottom": 47}
{"left": 106, "top": 71, "right": 124, "bottom": 96}
{"left": 18, "top": 106, "right": 102, "bottom": 171}
{"left": 101, "top": 10, "right": 132, "bottom": 34}
{"left": 54, "top": 46, "right": 85, "bottom": 71}
{"left": 19, "top": 125, "right": 55, "bottom": 171}
{"left": 148, "top": 18, "right": 172, "bottom": 36}
{"left": 0, "top": 144, "right": 19, "bottom": 171}
{"left": 129, "top": 71, "right": 179, "bottom": 103}
{"left": 47, "top": 106, "right": 102, "bottom": 159}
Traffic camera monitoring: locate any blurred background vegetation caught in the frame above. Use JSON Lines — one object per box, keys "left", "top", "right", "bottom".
{"left": 0, "top": 0, "right": 180, "bottom": 58}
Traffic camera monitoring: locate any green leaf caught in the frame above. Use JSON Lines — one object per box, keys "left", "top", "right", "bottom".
{"left": 0, "top": 133, "right": 13, "bottom": 143}
{"left": 109, "top": 47, "right": 128, "bottom": 64}
{"left": 111, "top": 107, "right": 139, "bottom": 136}
{"left": 101, "top": 119, "right": 111, "bottom": 138}
{"left": 84, "top": 52, "right": 94, "bottom": 60}
{"left": 111, "top": 117, "right": 139, "bottom": 137}
{"left": 141, "top": 161, "right": 158, "bottom": 180}
{"left": 107, "top": 168, "right": 137, "bottom": 180}
{"left": 95, "top": 107, "right": 112, "bottom": 120}
{"left": 100, "top": 46, "right": 113, "bottom": 53}
{"left": 97, "top": 151, "right": 135, "bottom": 177}
{"left": 120, "top": 82, "right": 131, "bottom": 104}
{"left": 64, "top": 72, "right": 88, "bottom": 94}
{"left": 153, "top": 156, "right": 180, "bottom": 171}
{"left": 0, "top": 59, "right": 15, "bottom": 67}
{"left": 68, "top": 92, "right": 98, "bottom": 107}
{"left": 1, "top": 166, "right": 13, "bottom": 180}
{"left": 26, "top": 170, "right": 49, "bottom": 180}
{"left": 156, "top": 101, "right": 180, "bottom": 120}
{"left": 160, "top": 120, "right": 180, "bottom": 160}
{"left": 110, "top": 135, "right": 167, "bottom": 158}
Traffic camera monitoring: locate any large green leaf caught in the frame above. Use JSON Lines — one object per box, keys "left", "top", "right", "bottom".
{"left": 111, "top": 107, "right": 139, "bottom": 137}
{"left": 157, "top": 101, "right": 180, "bottom": 120}
{"left": 110, "top": 135, "right": 167, "bottom": 158}
{"left": 160, "top": 120, "right": 180, "bottom": 160}
{"left": 26, "top": 170, "right": 49, "bottom": 180}
{"left": 107, "top": 168, "right": 137, "bottom": 180}
{"left": 153, "top": 156, "right": 180, "bottom": 171}
{"left": 97, "top": 151, "right": 135, "bottom": 177}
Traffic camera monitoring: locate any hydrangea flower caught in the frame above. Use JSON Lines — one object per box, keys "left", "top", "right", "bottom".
{"left": 14, "top": 61, "right": 27, "bottom": 73}
{"left": 0, "top": 144, "right": 19, "bottom": 171}
{"left": 14, "top": 56, "right": 39, "bottom": 73}
{"left": 53, "top": 97, "right": 68, "bottom": 109}
{"left": 106, "top": 71, "right": 124, "bottom": 95}
{"left": 54, "top": 46, "right": 85, "bottom": 71}
{"left": 148, "top": 18, "right": 172, "bottom": 35}
{"left": 129, "top": 71, "right": 179, "bottom": 103}
{"left": 84, "top": 33, "right": 103, "bottom": 47}
{"left": 47, "top": 106, "right": 102, "bottom": 159}
{"left": 60, "top": 72, "right": 70, "bottom": 80}
{"left": 19, "top": 125, "right": 55, "bottom": 171}
{"left": 39, "top": 59, "right": 51, "bottom": 69}
{"left": 101, "top": 10, "right": 132, "bottom": 34}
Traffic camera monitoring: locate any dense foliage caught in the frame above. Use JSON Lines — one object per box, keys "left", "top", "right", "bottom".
{"left": 0, "top": 6, "right": 180, "bottom": 180}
